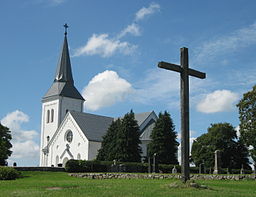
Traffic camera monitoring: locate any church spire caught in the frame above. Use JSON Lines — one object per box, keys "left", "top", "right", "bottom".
{"left": 54, "top": 24, "right": 74, "bottom": 84}
{"left": 43, "top": 24, "right": 84, "bottom": 101}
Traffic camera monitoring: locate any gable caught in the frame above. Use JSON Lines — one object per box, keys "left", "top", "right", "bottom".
{"left": 70, "top": 111, "right": 114, "bottom": 142}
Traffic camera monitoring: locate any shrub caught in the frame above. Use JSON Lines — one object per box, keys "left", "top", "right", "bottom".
{"left": 0, "top": 166, "right": 21, "bottom": 180}
{"left": 65, "top": 160, "right": 113, "bottom": 172}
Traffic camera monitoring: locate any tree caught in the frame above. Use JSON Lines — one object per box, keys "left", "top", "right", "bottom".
{"left": 191, "top": 123, "right": 250, "bottom": 169}
{"left": 148, "top": 111, "right": 179, "bottom": 164}
{"left": 96, "top": 119, "right": 121, "bottom": 161}
{"left": 237, "top": 85, "right": 256, "bottom": 163}
{"left": 97, "top": 110, "right": 142, "bottom": 162}
{"left": 0, "top": 123, "right": 12, "bottom": 166}
{"left": 115, "top": 110, "right": 142, "bottom": 162}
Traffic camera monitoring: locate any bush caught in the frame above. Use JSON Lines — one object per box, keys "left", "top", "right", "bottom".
{"left": 65, "top": 160, "right": 112, "bottom": 173}
{"left": 0, "top": 167, "right": 21, "bottom": 180}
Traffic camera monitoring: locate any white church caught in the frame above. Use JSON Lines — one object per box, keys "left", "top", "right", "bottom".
{"left": 39, "top": 29, "right": 157, "bottom": 167}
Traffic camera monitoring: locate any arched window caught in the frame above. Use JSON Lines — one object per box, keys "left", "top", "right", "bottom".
{"left": 51, "top": 109, "right": 54, "bottom": 122}
{"left": 46, "top": 110, "right": 50, "bottom": 123}
{"left": 56, "top": 155, "right": 59, "bottom": 167}
{"left": 65, "top": 130, "right": 73, "bottom": 143}
{"left": 77, "top": 153, "right": 81, "bottom": 160}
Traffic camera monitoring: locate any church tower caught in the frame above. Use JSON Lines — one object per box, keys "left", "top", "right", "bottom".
{"left": 40, "top": 24, "right": 84, "bottom": 166}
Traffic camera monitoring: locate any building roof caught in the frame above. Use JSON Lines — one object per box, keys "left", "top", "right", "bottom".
{"left": 70, "top": 111, "right": 157, "bottom": 142}
{"left": 134, "top": 112, "right": 153, "bottom": 126}
{"left": 43, "top": 35, "right": 84, "bottom": 101}
{"left": 70, "top": 111, "right": 114, "bottom": 142}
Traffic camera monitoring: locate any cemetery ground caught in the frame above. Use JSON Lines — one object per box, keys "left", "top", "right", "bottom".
{"left": 1, "top": 171, "right": 256, "bottom": 197}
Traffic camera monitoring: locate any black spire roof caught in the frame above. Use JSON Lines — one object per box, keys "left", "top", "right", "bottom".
{"left": 43, "top": 30, "right": 84, "bottom": 101}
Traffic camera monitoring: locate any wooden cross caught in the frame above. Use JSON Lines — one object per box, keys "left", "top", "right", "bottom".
{"left": 158, "top": 47, "right": 206, "bottom": 182}
{"left": 64, "top": 23, "right": 69, "bottom": 35}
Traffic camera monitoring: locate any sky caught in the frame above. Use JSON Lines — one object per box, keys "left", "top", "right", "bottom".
{"left": 1, "top": 0, "right": 256, "bottom": 166}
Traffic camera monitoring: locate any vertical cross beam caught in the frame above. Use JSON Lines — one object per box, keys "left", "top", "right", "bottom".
{"left": 158, "top": 47, "right": 206, "bottom": 183}
{"left": 180, "top": 48, "right": 190, "bottom": 182}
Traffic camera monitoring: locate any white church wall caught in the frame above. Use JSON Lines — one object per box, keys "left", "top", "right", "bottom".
{"left": 46, "top": 114, "right": 89, "bottom": 166}
{"left": 88, "top": 141, "right": 101, "bottom": 160}
{"left": 40, "top": 99, "right": 60, "bottom": 166}
{"left": 60, "top": 97, "right": 83, "bottom": 123}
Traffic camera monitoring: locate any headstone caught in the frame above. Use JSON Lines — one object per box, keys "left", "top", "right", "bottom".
{"left": 199, "top": 163, "right": 204, "bottom": 174}
{"left": 158, "top": 47, "right": 206, "bottom": 182}
{"left": 148, "top": 157, "right": 152, "bottom": 173}
{"left": 213, "top": 150, "right": 220, "bottom": 174}
{"left": 172, "top": 166, "right": 177, "bottom": 174}
{"left": 153, "top": 153, "right": 158, "bottom": 173}
{"left": 240, "top": 164, "right": 244, "bottom": 175}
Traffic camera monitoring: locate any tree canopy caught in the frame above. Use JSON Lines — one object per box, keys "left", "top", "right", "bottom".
{"left": 191, "top": 123, "right": 250, "bottom": 169}
{"left": 147, "top": 111, "right": 179, "bottom": 164}
{"left": 97, "top": 110, "right": 141, "bottom": 162}
{"left": 0, "top": 123, "right": 12, "bottom": 166}
{"left": 237, "top": 85, "right": 256, "bottom": 163}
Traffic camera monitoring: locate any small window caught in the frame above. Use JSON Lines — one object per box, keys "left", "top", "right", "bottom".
{"left": 51, "top": 109, "right": 54, "bottom": 122}
{"left": 65, "top": 130, "right": 73, "bottom": 143}
{"left": 46, "top": 110, "right": 50, "bottom": 123}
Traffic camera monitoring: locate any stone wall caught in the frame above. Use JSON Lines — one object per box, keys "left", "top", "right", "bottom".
{"left": 69, "top": 173, "right": 256, "bottom": 181}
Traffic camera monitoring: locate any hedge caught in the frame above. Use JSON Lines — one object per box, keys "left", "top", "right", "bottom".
{"left": 0, "top": 166, "right": 21, "bottom": 180}
{"left": 65, "top": 159, "right": 253, "bottom": 174}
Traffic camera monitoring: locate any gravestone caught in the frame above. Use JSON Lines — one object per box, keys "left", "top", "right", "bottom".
{"left": 172, "top": 166, "right": 177, "bottom": 174}
{"left": 148, "top": 157, "right": 152, "bottom": 173}
{"left": 152, "top": 153, "right": 158, "bottom": 173}
{"left": 240, "top": 164, "right": 244, "bottom": 175}
{"left": 213, "top": 150, "right": 221, "bottom": 174}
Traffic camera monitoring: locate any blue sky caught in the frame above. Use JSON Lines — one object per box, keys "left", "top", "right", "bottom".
{"left": 1, "top": 0, "right": 256, "bottom": 166}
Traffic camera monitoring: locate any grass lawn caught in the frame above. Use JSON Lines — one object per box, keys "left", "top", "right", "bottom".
{"left": 0, "top": 171, "right": 256, "bottom": 197}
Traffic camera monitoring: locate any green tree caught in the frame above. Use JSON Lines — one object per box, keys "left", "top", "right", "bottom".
{"left": 96, "top": 111, "right": 141, "bottom": 162}
{"left": 96, "top": 119, "right": 121, "bottom": 161}
{"left": 237, "top": 85, "right": 256, "bottom": 163}
{"left": 115, "top": 110, "right": 142, "bottom": 162}
{"left": 0, "top": 123, "right": 12, "bottom": 166}
{"left": 148, "top": 111, "right": 179, "bottom": 164}
{"left": 191, "top": 123, "right": 250, "bottom": 169}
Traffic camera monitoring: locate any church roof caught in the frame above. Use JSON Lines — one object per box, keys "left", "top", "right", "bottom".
{"left": 134, "top": 112, "right": 153, "bottom": 126}
{"left": 43, "top": 34, "right": 84, "bottom": 101}
{"left": 70, "top": 111, "right": 114, "bottom": 142}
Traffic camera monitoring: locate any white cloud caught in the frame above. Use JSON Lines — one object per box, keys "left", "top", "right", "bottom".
{"left": 195, "top": 22, "right": 256, "bottom": 64}
{"left": 132, "top": 68, "right": 180, "bottom": 105}
{"left": 118, "top": 23, "right": 141, "bottom": 38}
{"left": 74, "top": 3, "right": 160, "bottom": 58}
{"left": 73, "top": 34, "right": 137, "bottom": 57}
{"left": 11, "top": 141, "right": 39, "bottom": 159}
{"left": 1, "top": 110, "right": 39, "bottom": 165}
{"left": 197, "top": 90, "right": 239, "bottom": 113}
{"left": 82, "top": 70, "right": 132, "bottom": 111}
{"left": 135, "top": 3, "right": 160, "bottom": 21}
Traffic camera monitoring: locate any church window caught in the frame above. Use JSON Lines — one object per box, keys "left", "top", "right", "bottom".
{"left": 65, "top": 130, "right": 73, "bottom": 143}
{"left": 51, "top": 109, "right": 54, "bottom": 122}
{"left": 77, "top": 153, "right": 81, "bottom": 160}
{"left": 46, "top": 110, "right": 50, "bottom": 123}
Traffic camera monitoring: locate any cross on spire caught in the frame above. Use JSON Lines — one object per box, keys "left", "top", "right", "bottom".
{"left": 64, "top": 23, "right": 69, "bottom": 36}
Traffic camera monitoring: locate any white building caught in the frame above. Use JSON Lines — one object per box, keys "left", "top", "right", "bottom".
{"left": 39, "top": 31, "right": 157, "bottom": 167}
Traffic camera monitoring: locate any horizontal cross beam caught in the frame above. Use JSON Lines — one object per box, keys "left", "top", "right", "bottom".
{"left": 158, "top": 61, "right": 206, "bottom": 79}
